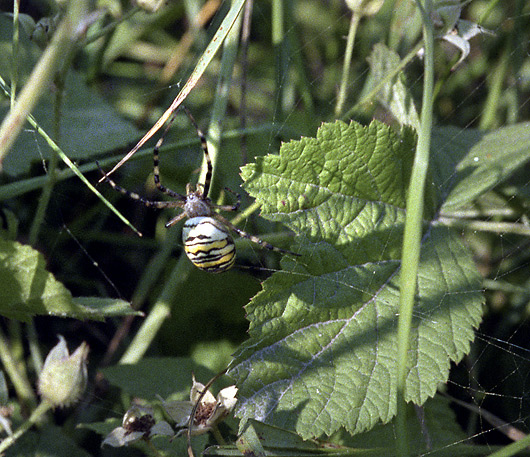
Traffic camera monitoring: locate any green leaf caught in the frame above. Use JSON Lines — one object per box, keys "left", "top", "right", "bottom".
{"left": 433, "top": 123, "right": 530, "bottom": 212}
{"left": 102, "top": 358, "right": 215, "bottom": 400}
{"left": 366, "top": 43, "right": 419, "bottom": 129}
{"left": 0, "top": 15, "right": 139, "bottom": 176}
{"left": 72, "top": 297, "right": 141, "bottom": 318}
{"left": 0, "top": 238, "right": 136, "bottom": 320}
{"left": 5, "top": 425, "right": 92, "bottom": 457}
{"left": 208, "top": 397, "right": 479, "bottom": 456}
{"left": 340, "top": 396, "right": 468, "bottom": 451}
{"left": 231, "top": 120, "right": 484, "bottom": 439}
{"left": 0, "top": 70, "right": 139, "bottom": 176}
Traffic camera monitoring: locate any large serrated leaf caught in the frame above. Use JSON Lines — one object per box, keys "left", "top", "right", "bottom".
{"left": 206, "top": 397, "right": 476, "bottom": 456}
{"left": 231, "top": 120, "right": 484, "bottom": 439}
{"left": 0, "top": 238, "right": 136, "bottom": 321}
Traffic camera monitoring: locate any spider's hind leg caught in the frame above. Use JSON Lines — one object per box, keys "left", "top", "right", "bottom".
{"left": 215, "top": 213, "right": 300, "bottom": 257}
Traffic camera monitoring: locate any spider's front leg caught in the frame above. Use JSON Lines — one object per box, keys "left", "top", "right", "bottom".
{"left": 165, "top": 211, "right": 189, "bottom": 228}
{"left": 210, "top": 187, "right": 241, "bottom": 213}
{"left": 96, "top": 161, "right": 186, "bottom": 211}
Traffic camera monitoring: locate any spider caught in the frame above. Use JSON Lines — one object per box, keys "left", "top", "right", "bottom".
{"left": 98, "top": 106, "right": 299, "bottom": 273}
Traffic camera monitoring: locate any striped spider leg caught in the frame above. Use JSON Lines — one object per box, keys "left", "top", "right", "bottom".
{"left": 99, "top": 106, "right": 299, "bottom": 273}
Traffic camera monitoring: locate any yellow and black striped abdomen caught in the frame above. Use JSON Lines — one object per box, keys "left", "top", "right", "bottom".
{"left": 182, "top": 217, "right": 236, "bottom": 273}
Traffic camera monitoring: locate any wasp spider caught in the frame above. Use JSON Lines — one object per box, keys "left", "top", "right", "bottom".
{"left": 98, "top": 107, "right": 299, "bottom": 273}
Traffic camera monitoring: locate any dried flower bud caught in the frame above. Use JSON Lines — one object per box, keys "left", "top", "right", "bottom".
{"left": 161, "top": 374, "right": 238, "bottom": 436}
{"left": 102, "top": 404, "right": 173, "bottom": 447}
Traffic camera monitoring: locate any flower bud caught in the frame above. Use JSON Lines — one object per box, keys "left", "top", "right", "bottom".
{"left": 135, "top": 0, "right": 166, "bottom": 13}
{"left": 345, "top": 0, "right": 384, "bottom": 16}
{"left": 38, "top": 336, "right": 89, "bottom": 408}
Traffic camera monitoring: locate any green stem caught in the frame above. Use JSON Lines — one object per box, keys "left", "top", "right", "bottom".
{"left": 201, "top": 0, "right": 243, "bottom": 193}
{"left": 11, "top": 0, "right": 20, "bottom": 106}
{"left": 0, "top": 0, "right": 89, "bottom": 165}
{"left": 230, "top": 201, "right": 260, "bottom": 226}
{"left": 396, "top": 1, "right": 434, "bottom": 456}
{"left": 28, "top": 152, "right": 58, "bottom": 245}
{"left": 486, "top": 434, "right": 530, "bottom": 457}
{"left": 0, "top": 401, "right": 52, "bottom": 453}
{"left": 0, "top": 327, "right": 36, "bottom": 409}
{"left": 479, "top": 47, "right": 509, "bottom": 130}
{"left": 211, "top": 425, "right": 226, "bottom": 445}
{"left": 119, "top": 255, "right": 191, "bottom": 364}
{"left": 437, "top": 217, "right": 530, "bottom": 237}
{"left": 335, "top": 11, "right": 361, "bottom": 117}
{"left": 272, "top": 0, "right": 286, "bottom": 120}
{"left": 26, "top": 321, "right": 43, "bottom": 376}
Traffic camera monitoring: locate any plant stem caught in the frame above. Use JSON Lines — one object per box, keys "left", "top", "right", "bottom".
{"left": 0, "top": 0, "right": 89, "bottom": 166}
{"left": 479, "top": 47, "right": 509, "bottom": 130}
{"left": 28, "top": 152, "right": 58, "bottom": 245}
{"left": 335, "top": 11, "right": 361, "bottom": 117}
{"left": 0, "top": 400, "right": 51, "bottom": 453}
{"left": 486, "top": 433, "right": 530, "bottom": 457}
{"left": 0, "top": 327, "right": 36, "bottom": 410}
{"left": 11, "top": 0, "right": 20, "bottom": 106}
{"left": 119, "top": 255, "right": 191, "bottom": 364}
{"left": 396, "top": 1, "right": 434, "bottom": 456}
{"left": 272, "top": 0, "right": 287, "bottom": 120}
{"left": 437, "top": 217, "right": 530, "bottom": 237}
{"left": 201, "top": 0, "right": 243, "bottom": 193}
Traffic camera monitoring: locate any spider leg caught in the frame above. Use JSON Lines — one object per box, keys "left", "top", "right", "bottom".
{"left": 181, "top": 105, "right": 212, "bottom": 199}
{"left": 152, "top": 115, "right": 190, "bottom": 200}
{"left": 211, "top": 187, "right": 241, "bottom": 212}
{"left": 165, "top": 211, "right": 188, "bottom": 228}
{"left": 214, "top": 214, "right": 300, "bottom": 256}
{"left": 97, "top": 161, "right": 185, "bottom": 210}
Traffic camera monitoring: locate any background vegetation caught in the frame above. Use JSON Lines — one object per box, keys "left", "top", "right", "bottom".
{"left": 0, "top": 0, "right": 529, "bottom": 456}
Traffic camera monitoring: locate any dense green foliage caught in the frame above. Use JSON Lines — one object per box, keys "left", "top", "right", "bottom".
{"left": 0, "top": 0, "right": 529, "bottom": 456}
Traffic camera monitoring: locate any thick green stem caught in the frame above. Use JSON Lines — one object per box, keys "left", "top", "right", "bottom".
{"left": 396, "top": 1, "right": 434, "bottom": 456}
